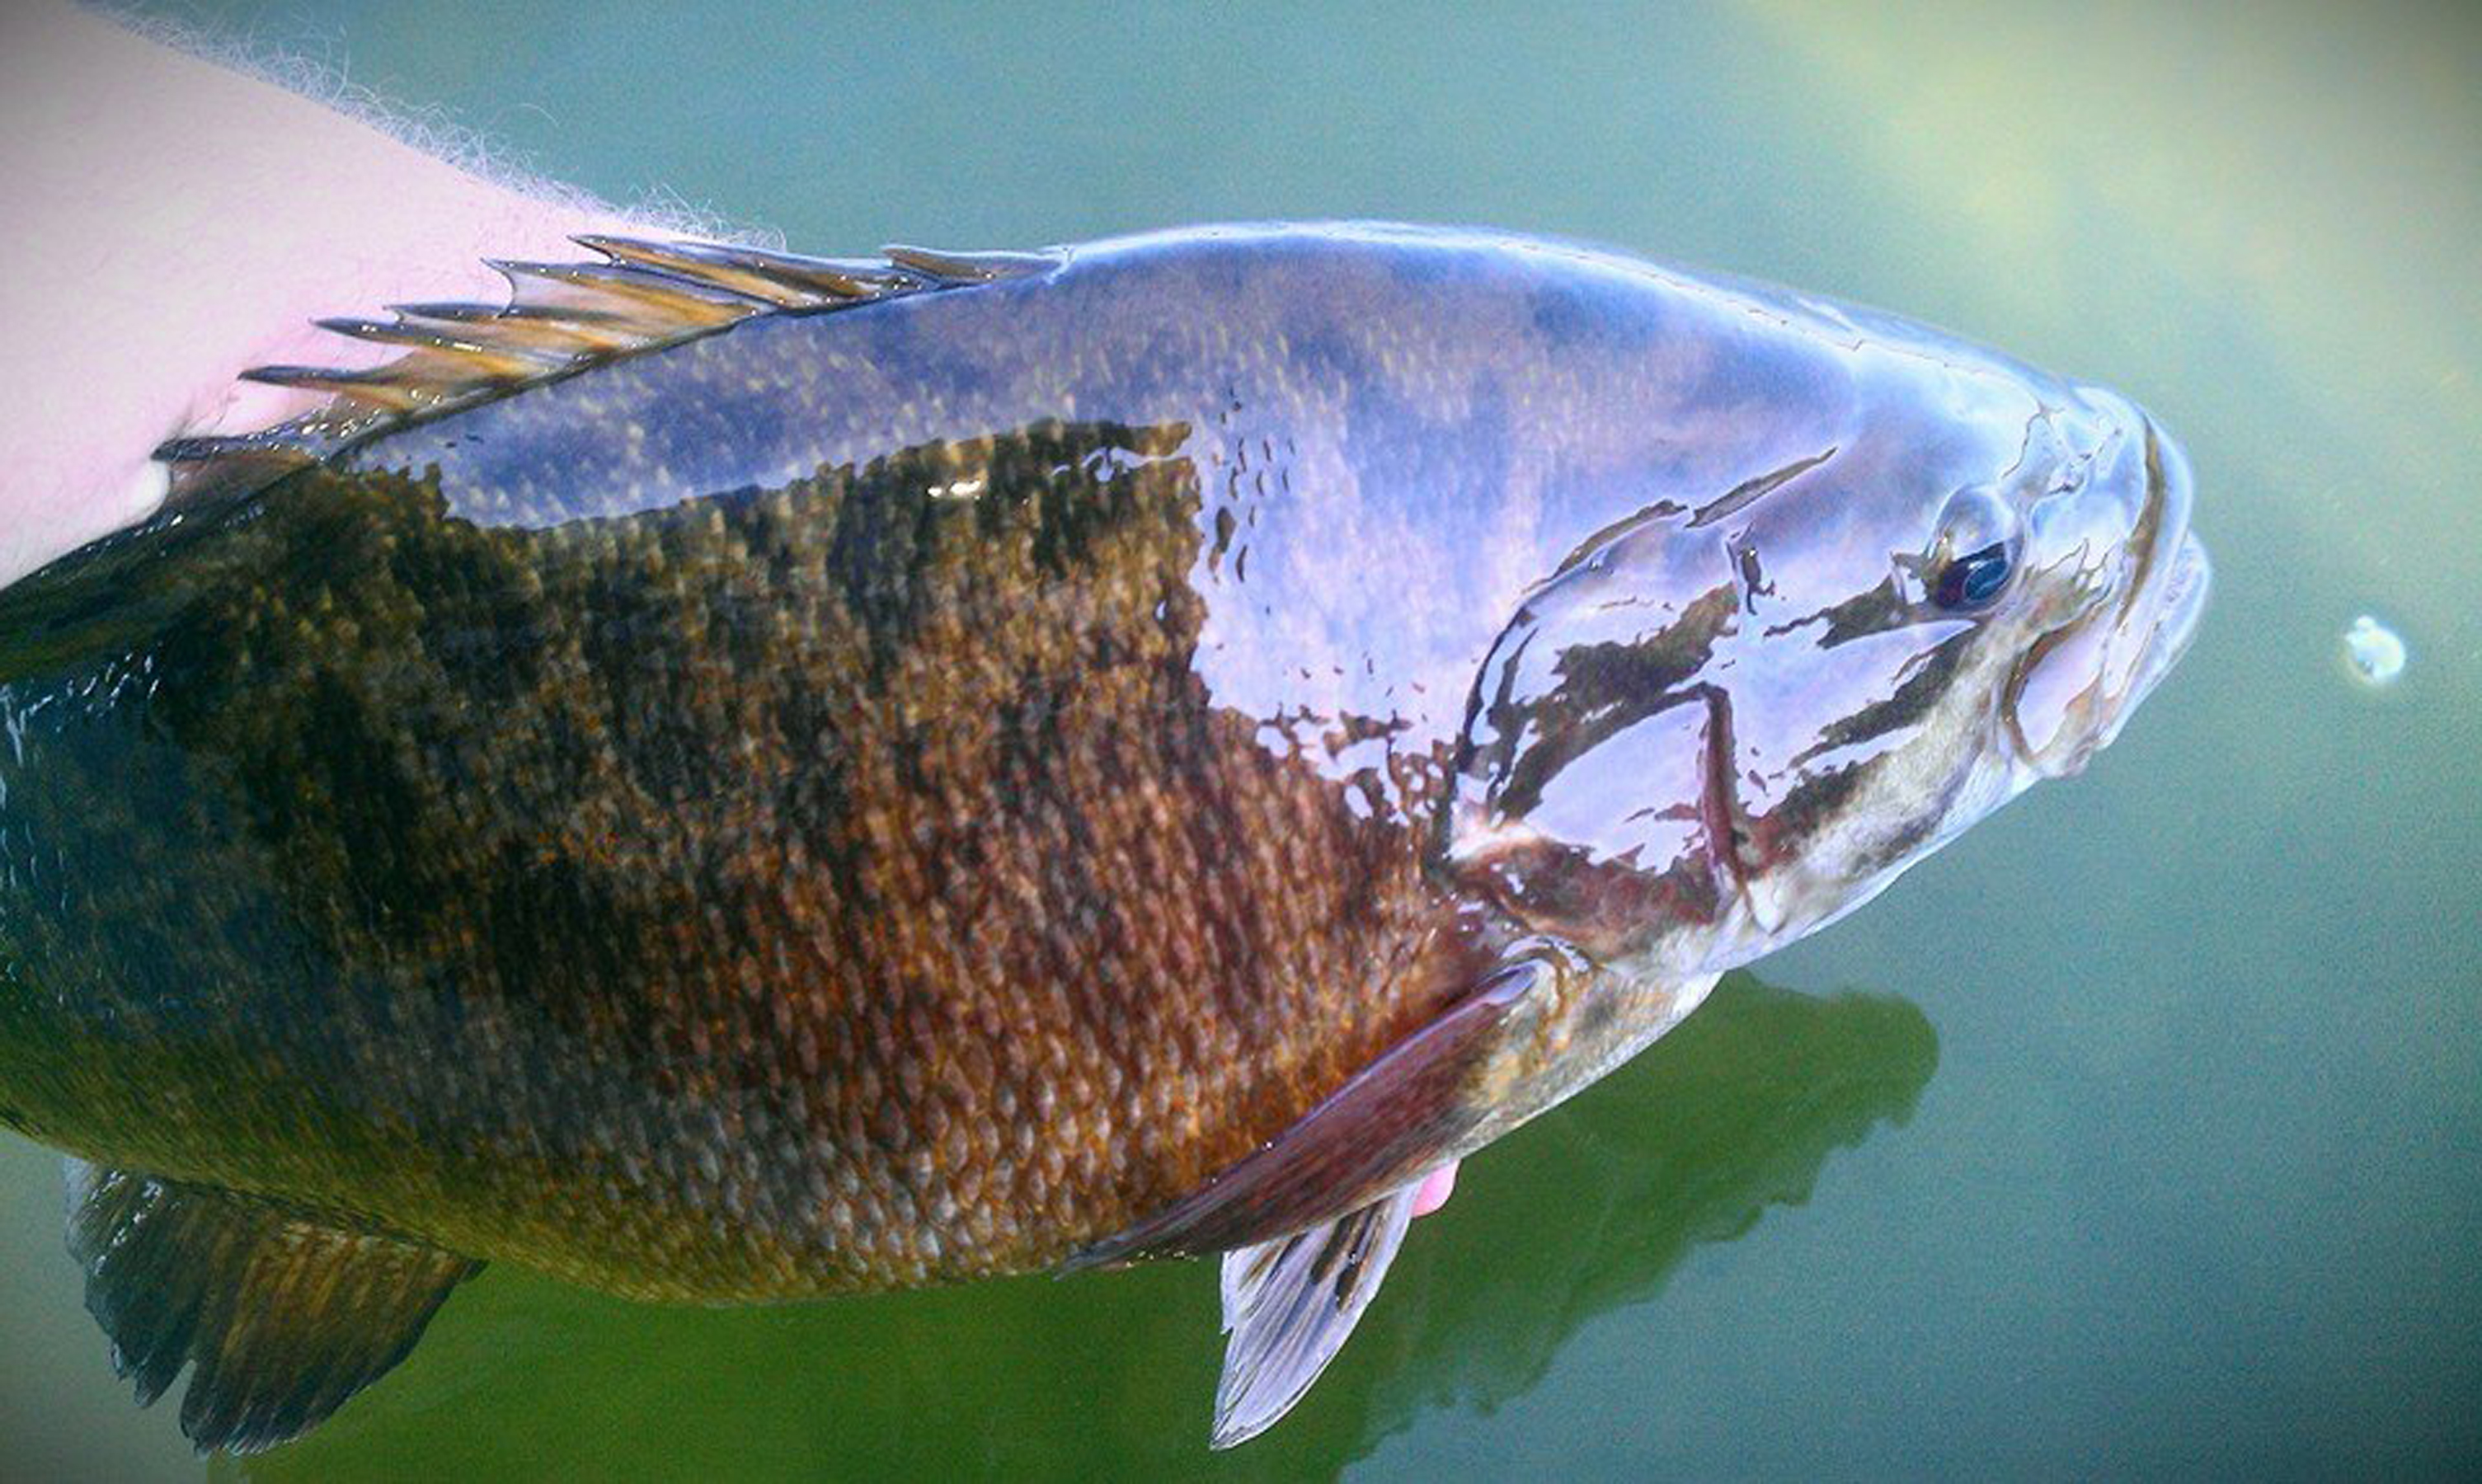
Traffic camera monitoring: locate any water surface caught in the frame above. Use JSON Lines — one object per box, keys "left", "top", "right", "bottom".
{"left": 4, "top": 2, "right": 2476, "bottom": 1477}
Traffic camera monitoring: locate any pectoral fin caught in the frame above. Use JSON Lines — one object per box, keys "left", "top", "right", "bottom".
{"left": 1065, "top": 957, "right": 1545, "bottom": 1270}
{"left": 64, "top": 1161, "right": 479, "bottom": 1454}
{"left": 1211, "top": 1181, "right": 1423, "bottom": 1448}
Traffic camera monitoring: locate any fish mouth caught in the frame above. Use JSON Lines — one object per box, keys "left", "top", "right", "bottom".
{"left": 2005, "top": 416, "right": 2210, "bottom": 777}
{"left": 2118, "top": 532, "right": 2210, "bottom": 719}
{"left": 2010, "top": 531, "right": 2207, "bottom": 777}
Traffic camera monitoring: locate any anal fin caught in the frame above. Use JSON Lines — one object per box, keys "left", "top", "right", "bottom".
{"left": 65, "top": 1161, "right": 479, "bottom": 1454}
{"left": 1212, "top": 1182, "right": 1423, "bottom": 1448}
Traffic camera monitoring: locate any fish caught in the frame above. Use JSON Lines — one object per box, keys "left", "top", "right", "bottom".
{"left": 0, "top": 223, "right": 2208, "bottom": 1454}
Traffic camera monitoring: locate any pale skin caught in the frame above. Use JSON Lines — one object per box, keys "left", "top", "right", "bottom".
{"left": 0, "top": 2, "right": 1467, "bottom": 1218}
{"left": 0, "top": 0, "right": 651, "bottom": 587}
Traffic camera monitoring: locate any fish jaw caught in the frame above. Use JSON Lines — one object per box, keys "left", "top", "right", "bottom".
{"left": 2006, "top": 416, "right": 2212, "bottom": 779}
{"left": 2101, "top": 533, "right": 2210, "bottom": 742}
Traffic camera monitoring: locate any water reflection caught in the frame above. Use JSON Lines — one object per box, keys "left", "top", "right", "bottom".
{"left": 225, "top": 974, "right": 1933, "bottom": 1482}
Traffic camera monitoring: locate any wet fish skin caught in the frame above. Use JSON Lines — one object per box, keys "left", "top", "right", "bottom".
{"left": 0, "top": 223, "right": 2203, "bottom": 1447}
{"left": 0, "top": 416, "right": 1480, "bottom": 1300}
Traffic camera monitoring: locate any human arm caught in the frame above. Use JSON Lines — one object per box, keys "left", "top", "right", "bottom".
{"left": 0, "top": 0, "right": 654, "bottom": 586}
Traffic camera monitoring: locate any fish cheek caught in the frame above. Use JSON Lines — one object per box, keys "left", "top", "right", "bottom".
{"left": 1438, "top": 580, "right": 1742, "bottom": 959}
{"left": 2006, "top": 612, "right": 2111, "bottom": 767}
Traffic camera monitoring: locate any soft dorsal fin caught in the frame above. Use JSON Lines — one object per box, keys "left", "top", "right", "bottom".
{"left": 1211, "top": 1183, "right": 1423, "bottom": 1448}
{"left": 65, "top": 1161, "right": 480, "bottom": 1455}
{"left": 154, "top": 235, "right": 1061, "bottom": 494}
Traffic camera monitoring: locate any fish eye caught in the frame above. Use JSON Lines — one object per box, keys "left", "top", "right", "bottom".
{"left": 1933, "top": 543, "right": 2014, "bottom": 608}
{"left": 1928, "top": 488, "right": 2021, "bottom": 611}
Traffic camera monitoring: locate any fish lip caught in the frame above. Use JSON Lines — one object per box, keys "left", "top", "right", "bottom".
{"left": 2122, "top": 532, "right": 2210, "bottom": 714}
{"left": 2002, "top": 411, "right": 2209, "bottom": 777}
{"left": 2094, "top": 416, "right": 2207, "bottom": 745}
{"left": 2009, "top": 531, "right": 2209, "bottom": 777}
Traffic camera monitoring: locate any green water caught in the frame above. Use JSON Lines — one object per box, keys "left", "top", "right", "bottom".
{"left": 6, "top": 2, "right": 2477, "bottom": 1478}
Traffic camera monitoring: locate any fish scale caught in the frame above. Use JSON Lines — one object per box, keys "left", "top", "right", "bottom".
{"left": 0, "top": 223, "right": 2203, "bottom": 1454}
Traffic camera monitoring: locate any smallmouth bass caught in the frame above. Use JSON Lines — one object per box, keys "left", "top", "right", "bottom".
{"left": 0, "top": 223, "right": 2207, "bottom": 1451}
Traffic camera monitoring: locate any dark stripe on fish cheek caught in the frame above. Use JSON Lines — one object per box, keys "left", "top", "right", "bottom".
{"left": 1755, "top": 627, "right": 1978, "bottom": 877}
{"left": 1788, "top": 630, "right": 1969, "bottom": 770}
{"left": 1476, "top": 584, "right": 1739, "bottom": 822}
{"left": 2116, "top": 420, "right": 2169, "bottom": 626}
{"left": 1689, "top": 448, "right": 1838, "bottom": 530}
{"left": 1695, "top": 682, "right": 1750, "bottom": 908}
{"left": 1746, "top": 766, "right": 1864, "bottom": 879}
{"left": 1728, "top": 530, "right": 1774, "bottom": 613}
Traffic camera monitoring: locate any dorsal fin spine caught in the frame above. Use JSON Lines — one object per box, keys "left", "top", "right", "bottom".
{"left": 312, "top": 316, "right": 566, "bottom": 366}
{"left": 235, "top": 365, "right": 435, "bottom": 414}
{"left": 881, "top": 243, "right": 1057, "bottom": 283}
{"left": 153, "top": 236, "right": 1065, "bottom": 478}
{"left": 388, "top": 303, "right": 646, "bottom": 355}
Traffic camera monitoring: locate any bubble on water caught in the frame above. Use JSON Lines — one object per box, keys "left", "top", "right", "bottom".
{"left": 2342, "top": 614, "right": 2407, "bottom": 686}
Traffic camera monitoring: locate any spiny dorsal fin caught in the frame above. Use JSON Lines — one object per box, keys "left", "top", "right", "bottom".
{"left": 1212, "top": 1182, "right": 1422, "bottom": 1448}
{"left": 387, "top": 299, "right": 665, "bottom": 355}
{"left": 65, "top": 1160, "right": 480, "bottom": 1455}
{"left": 153, "top": 235, "right": 1061, "bottom": 491}
{"left": 576, "top": 234, "right": 928, "bottom": 306}
{"left": 484, "top": 255, "right": 764, "bottom": 332}
{"left": 881, "top": 243, "right": 1061, "bottom": 283}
